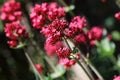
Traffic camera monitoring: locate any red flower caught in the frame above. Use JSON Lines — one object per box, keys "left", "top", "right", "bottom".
{"left": 74, "top": 34, "right": 87, "bottom": 45}
{"left": 35, "top": 64, "right": 43, "bottom": 74}
{"left": 115, "top": 12, "right": 120, "bottom": 20}
{"left": 30, "top": 2, "right": 65, "bottom": 29}
{"left": 7, "top": 40, "right": 18, "bottom": 47}
{"left": 88, "top": 26, "right": 103, "bottom": 40}
{"left": 4, "top": 21, "right": 28, "bottom": 40}
{"left": 56, "top": 47, "right": 71, "bottom": 59}
{"left": 4, "top": 21, "right": 29, "bottom": 47}
{"left": 44, "top": 41, "right": 63, "bottom": 56}
{"left": 113, "top": 75, "right": 120, "bottom": 80}
{"left": 69, "top": 16, "right": 87, "bottom": 32}
{"left": 0, "top": 0, "right": 22, "bottom": 21}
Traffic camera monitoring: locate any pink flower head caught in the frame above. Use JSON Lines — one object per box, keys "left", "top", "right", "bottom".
{"left": 74, "top": 34, "right": 87, "bottom": 45}
{"left": 114, "top": 75, "right": 120, "bottom": 80}
{"left": 47, "top": 2, "right": 65, "bottom": 20}
{"left": 30, "top": 2, "right": 65, "bottom": 29}
{"left": 64, "top": 29, "right": 76, "bottom": 38}
{"left": 69, "top": 16, "right": 87, "bottom": 32}
{"left": 44, "top": 41, "right": 63, "bottom": 56}
{"left": 0, "top": 0, "right": 22, "bottom": 21}
{"left": 4, "top": 21, "right": 28, "bottom": 40}
{"left": 41, "top": 19, "right": 66, "bottom": 44}
{"left": 35, "top": 64, "right": 43, "bottom": 74}
{"left": 50, "top": 18, "right": 68, "bottom": 31}
{"left": 56, "top": 47, "right": 71, "bottom": 59}
{"left": 4, "top": 21, "right": 29, "bottom": 47}
{"left": 115, "top": 12, "right": 120, "bottom": 20}
{"left": 75, "top": 53, "right": 80, "bottom": 59}
{"left": 59, "top": 58, "right": 71, "bottom": 69}
{"left": 88, "top": 26, "right": 103, "bottom": 40}
{"left": 7, "top": 40, "right": 18, "bottom": 47}
{"left": 59, "top": 58, "right": 76, "bottom": 69}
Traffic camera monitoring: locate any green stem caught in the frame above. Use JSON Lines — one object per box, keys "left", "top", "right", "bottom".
{"left": 110, "top": 55, "right": 117, "bottom": 65}
{"left": 23, "top": 48, "right": 43, "bottom": 80}
{"left": 63, "top": 37, "right": 94, "bottom": 80}
{"left": 60, "top": 75, "right": 66, "bottom": 80}
{"left": 44, "top": 56, "right": 58, "bottom": 73}
{"left": 30, "top": 38, "right": 58, "bottom": 73}
{"left": 73, "top": 56, "right": 94, "bottom": 80}
{"left": 87, "top": 59, "right": 104, "bottom": 80}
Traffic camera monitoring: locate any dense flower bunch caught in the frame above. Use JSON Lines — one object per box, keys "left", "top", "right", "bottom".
{"left": 30, "top": 2, "right": 65, "bottom": 29}
{"left": 4, "top": 21, "right": 29, "bottom": 47}
{"left": 0, "top": 0, "right": 30, "bottom": 48}
{"left": 30, "top": 2, "right": 104, "bottom": 68}
{"left": 113, "top": 75, "right": 120, "bottom": 80}
{"left": 0, "top": 0, "right": 22, "bottom": 21}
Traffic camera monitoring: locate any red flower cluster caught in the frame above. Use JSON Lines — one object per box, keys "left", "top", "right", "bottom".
{"left": 41, "top": 19, "right": 68, "bottom": 44}
{"left": 59, "top": 58, "right": 76, "bottom": 69}
{"left": 4, "top": 21, "right": 29, "bottom": 47}
{"left": 56, "top": 47, "right": 71, "bottom": 59}
{"left": 0, "top": 0, "right": 22, "bottom": 21}
{"left": 30, "top": 2, "right": 65, "bottom": 29}
{"left": 87, "top": 26, "right": 103, "bottom": 45}
{"left": 44, "top": 41, "right": 63, "bottom": 56}
{"left": 31, "top": 2, "right": 103, "bottom": 69}
{"left": 113, "top": 75, "right": 120, "bottom": 80}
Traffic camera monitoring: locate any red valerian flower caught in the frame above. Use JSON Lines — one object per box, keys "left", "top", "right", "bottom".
{"left": 56, "top": 47, "right": 71, "bottom": 59}
{"left": 115, "top": 12, "right": 120, "bottom": 20}
{"left": 35, "top": 64, "right": 43, "bottom": 74}
{"left": 44, "top": 41, "right": 63, "bottom": 56}
{"left": 7, "top": 40, "right": 18, "bottom": 47}
{"left": 73, "top": 33, "right": 87, "bottom": 45}
{"left": 30, "top": 2, "right": 65, "bottom": 29}
{"left": 113, "top": 75, "right": 120, "bottom": 80}
{"left": 59, "top": 58, "right": 76, "bottom": 69}
{"left": 0, "top": 0, "right": 22, "bottom": 21}
{"left": 88, "top": 26, "right": 103, "bottom": 40}
{"left": 4, "top": 21, "right": 29, "bottom": 47}
{"left": 69, "top": 16, "right": 87, "bottom": 33}
{"left": 59, "top": 58, "right": 71, "bottom": 69}
{"left": 4, "top": 21, "right": 28, "bottom": 40}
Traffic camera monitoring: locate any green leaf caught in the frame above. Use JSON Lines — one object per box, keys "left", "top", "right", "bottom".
{"left": 111, "top": 31, "right": 120, "bottom": 40}
{"left": 50, "top": 64, "right": 66, "bottom": 79}
{"left": 64, "top": 5, "right": 75, "bottom": 12}
{"left": 97, "top": 38, "right": 115, "bottom": 57}
{"left": 0, "top": 20, "right": 4, "bottom": 32}
{"left": 116, "top": 55, "right": 120, "bottom": 68}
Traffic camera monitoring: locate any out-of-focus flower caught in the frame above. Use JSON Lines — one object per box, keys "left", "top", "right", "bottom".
{"left": 115, "top": 12, "right": 120, "bottom": 20}
{"left": 0, "top": 0, "right": 22, "bottom": 21}
{"left": 4, "top": 21, "right": 29, "bottom": 47}
{"left": 30, "top": 2, "right": 65, "bottom": 29}
{"left": 44, "top": 41, "right": 63, "bottom": 56}
{"left": 113, "top": 75, "right": 120, "bottom": 80}
{"left": 56, "top": 47, "right": 71, "bottom": 59}
{"left": 35, "top": 64, "right": 43, "bottom": 74}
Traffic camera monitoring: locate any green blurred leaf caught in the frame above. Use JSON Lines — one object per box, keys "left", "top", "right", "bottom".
{"left": 0, "top": 20, "right": 4, "bottom": 32}
{"left": 64, "top": 5, "right": 75, "bottom": 12}
{"left": 97, "top": 38, "right": 115, "bottom": 57}
{"left": 104, "top": 17, "right": 114, "bottom": 28}
{"left": 111, "top": 31, "right": 120, "bottom": 40}
{"left": 50, "top": 64, "right": 66, "bottom": 79}
{"left": 116, "top": 55, "right": 120, "bottom": 68}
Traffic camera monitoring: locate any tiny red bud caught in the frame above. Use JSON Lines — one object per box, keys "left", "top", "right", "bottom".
{"left": 35, "top": 64, "right": 43, "bottom": 74}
